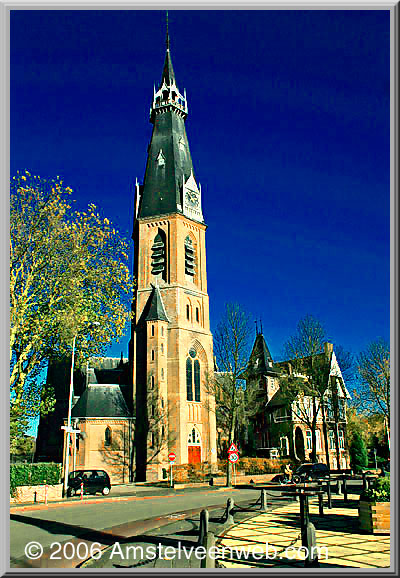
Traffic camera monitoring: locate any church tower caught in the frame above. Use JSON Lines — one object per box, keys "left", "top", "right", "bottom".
{"left": 130, "top": 23, "right": 217, "bottom": 481}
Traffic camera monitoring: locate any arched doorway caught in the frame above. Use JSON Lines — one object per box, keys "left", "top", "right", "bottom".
{"left": 295, "top": 427, "right": 305, "bottom": 462}
{"left": 188, "top": 427, "right": 201, "bottom": 464}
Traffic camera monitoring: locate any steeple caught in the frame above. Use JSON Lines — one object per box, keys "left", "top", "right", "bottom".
{"left": 135, "top": 16, "right": 203, "bottom": 223}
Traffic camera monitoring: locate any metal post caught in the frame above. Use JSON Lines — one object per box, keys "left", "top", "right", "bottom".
{"left": 170, "top": 463, "right": 173, "bottom": 488}
{"left": 80, "top": 482, "right": 83, "bottom": 500}
{"left": 44, "top": 480, "right": 48, "bottom": 505}
{"left": 326, "top": 481, "right": 332, "bottom": 508}
{"left": 318, "top": 493, "right": 324, "bottom": 516}
{"left": 342, "top": 477, "right": 348, "bottom": 501}
{"left": 63, "top": 335, "right": 76, "bottom": 497}
{"left": 374, "top": 448, "right": 378, "bottom": 470}
{"left": 234, "top": 463, "right": 237, "bottom": 486}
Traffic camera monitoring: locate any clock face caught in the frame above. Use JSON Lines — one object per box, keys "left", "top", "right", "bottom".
{"left": 185, "top": 190, "right": 199, "bottom": 207}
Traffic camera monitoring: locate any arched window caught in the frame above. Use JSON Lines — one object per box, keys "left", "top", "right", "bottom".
{"left": 184, "top": 236, "right": 195, "bottom": 277}
{"left": 161, "top": 367, "right": 164, "bottom": 379}
{"left": 151, "top": 375, "right": 155, "bottom": 389}
{"left": 151, "top": 230, "right": 167, "bottom": 280}
{"left": 186, "top": 358, "right": 193, "bottom": 401}
{"left": 196, "top": 307, "right": 199, "bottom": 323}
{"left": 186, "top": 348, "right": 201, "bottom": 402}
{"left": 187, "top": 427, "right": 201, "bottom": 445}
{"left": 105, "top": 427, "right": 112, "bottom": 447}
{"left": 186, "top": 304, "right": 190, "bottom": 320}
{"left": 194, "top": 360, "right": 201, "bottom": 402}
{"left": 151, "top": 325, "right": 155, "bottom": 337}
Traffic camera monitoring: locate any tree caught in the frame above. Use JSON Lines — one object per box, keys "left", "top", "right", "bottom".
{"left": 210, "top": 304, "right": 252, "bottom": 486}
{"left": 356, "top": 339, "right": 390, "bottom": 424}
{"left": 278, "top": 315, "right": 331, "bottom": 464}
{"left": 349, "top": 431, "right": 368, "bottom": 473}
{"left": 10, "top": 171, "right": 134, "bottom": 438}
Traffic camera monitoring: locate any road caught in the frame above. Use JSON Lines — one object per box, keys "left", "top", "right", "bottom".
{"left": 10, "top": 486, "right": 269, "bottom": 566}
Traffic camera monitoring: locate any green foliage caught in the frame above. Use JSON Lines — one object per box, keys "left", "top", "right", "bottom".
{"left": 10, "top": 463, "right": 61, "bottom": 496}
{"left": 361, "top": 476, "right": 390, "bottom": 503}
{"left": 10, "top": 170, "right": 134, "bottom": 439}
{"left": 349, "top": 431, "right": 368, "bottom": 472}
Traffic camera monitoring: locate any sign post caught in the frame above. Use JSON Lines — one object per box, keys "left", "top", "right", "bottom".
{"left": 168, "top": 452, "right": 176, "bottom": 487}
{"left": 228, "top": 446, "right": 239, "bottom": 486}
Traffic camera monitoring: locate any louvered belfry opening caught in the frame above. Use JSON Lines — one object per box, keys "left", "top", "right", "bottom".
{"left": 151, "top": 230, "right": 167, "bottom": 280}
{"left": 184, "top": 236, "right": 195, "bottom": 276}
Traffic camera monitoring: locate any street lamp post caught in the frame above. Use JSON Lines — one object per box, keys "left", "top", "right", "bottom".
{"left": 63, "top": 335, "right": 76, "bottom": 497}
{"left": 62, "top": 322, "right": 100, "bottom": 497}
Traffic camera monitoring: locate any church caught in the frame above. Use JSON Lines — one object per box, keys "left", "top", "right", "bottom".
{"left": 36, "top": 26, "right": 218, "bottom": 483}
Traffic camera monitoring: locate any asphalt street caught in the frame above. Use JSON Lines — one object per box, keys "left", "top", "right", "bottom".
{"left": 10, "top": 486, "right": 265, "bottom": 565}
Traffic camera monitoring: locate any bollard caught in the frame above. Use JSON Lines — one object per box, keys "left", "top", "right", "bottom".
{"left": 342, "top": 477, "right": 348, "bottom": 502}
{"left": 303, "top": 522, "right": 320, "bottom": 567}
{"left": 299, "top": 492, "right": 310, "bottom": 534}
{"left": 260, "top": 489, "right": 268, "bottom": 512}
{"left": 318, "top": 493, "right": 324, "bottom": 516}
{"left": 201, "top": 531, "right": 216, "bottom": 568}
{"left": 223, "top": 498, "right": 235, "bottom": 526}
{"left": 198, "top": 509, "right": 209, "bottom": 545}
{"left": 34, "top": 491, "right": 37, "bottom": 503}
{"left": 80, "top": 482, "right": 84, "bottom": 500}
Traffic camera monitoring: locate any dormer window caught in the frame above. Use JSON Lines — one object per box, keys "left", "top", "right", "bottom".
{"left": 156, "top": 150, "right": 165, "bottom": 167}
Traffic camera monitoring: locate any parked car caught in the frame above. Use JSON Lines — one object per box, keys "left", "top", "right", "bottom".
{"left": 67, "top": 469, "right": 111, "bottom": 497}
{"left": 292, "top": 463, "right": 330, "bottom": 483}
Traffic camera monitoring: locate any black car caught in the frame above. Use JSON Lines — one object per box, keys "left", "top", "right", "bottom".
{"left": 292, "top": 463, "right": 330, "bottom": 483}
{"left": 67, "top": 469, "right": 111, "bottom": 497}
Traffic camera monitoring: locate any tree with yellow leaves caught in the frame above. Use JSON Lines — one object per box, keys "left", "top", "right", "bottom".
{"left": 10, "top": 171, "right": 134, "bottom": 438}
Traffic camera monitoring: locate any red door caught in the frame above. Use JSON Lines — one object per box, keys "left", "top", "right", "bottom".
{"left": 188, "top": 446, "right": 201, "bottom": 464}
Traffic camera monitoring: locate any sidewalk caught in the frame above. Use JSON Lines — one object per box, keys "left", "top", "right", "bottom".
{"left": 218, "top": 494, "right": 391, "bottom": 569}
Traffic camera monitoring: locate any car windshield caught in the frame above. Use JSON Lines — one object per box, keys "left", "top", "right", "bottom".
{"left": 296, "top": 465, "right": 314, "bottom": 473}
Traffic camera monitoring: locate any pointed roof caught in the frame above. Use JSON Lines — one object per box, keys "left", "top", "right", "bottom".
{"left": 244, "top": 333, "right": 281, "bottom": 377}
{"left": 145, "top": 284, "right": 169, "bottom": 323}
{"left": 160, "top": 48, "right": 176, "bottom": 88}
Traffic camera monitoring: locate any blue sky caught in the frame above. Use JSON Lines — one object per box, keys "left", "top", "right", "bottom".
{"left": 11, "top": 9, "right": 390, "bottom": 370}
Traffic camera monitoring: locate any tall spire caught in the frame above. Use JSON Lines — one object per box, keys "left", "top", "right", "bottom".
{"left": 166, "top": 10, "right": 170, "bottom": 50}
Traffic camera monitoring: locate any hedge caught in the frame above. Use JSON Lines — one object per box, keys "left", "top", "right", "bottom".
{"left": 218, "top": 457, "right": 290, "bottom": 475}
{"left": 10, "top": 463, "right": 62, "bottom": 496}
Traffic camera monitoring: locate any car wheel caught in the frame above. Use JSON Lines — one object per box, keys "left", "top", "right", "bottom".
{"left": 292, "top": 475, "right": 301, "bottom": 484}
{"left": 102, "top": 487, "right": 110, "bottom": 495}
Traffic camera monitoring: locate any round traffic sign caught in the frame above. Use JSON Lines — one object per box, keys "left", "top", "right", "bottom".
{"left": 228, "top": 452, "right": 239, "bottom": 464}
{"left": 168, "top": 452, "right": 176, "bottom": 462}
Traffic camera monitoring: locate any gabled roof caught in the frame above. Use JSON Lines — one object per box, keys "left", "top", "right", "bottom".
{"left": 71, "top": 384, "right": 131, "bottom": 418}
{"left": 145, "top": 284, "right": 169, "bottom": 323}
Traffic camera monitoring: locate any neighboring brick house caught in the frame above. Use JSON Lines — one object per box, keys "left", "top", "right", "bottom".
{"left": 244, "top": 331, "right": 351, "bottom": 470}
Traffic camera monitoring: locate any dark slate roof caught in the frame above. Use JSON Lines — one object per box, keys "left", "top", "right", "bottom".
{"left": 265, "top": 388, "right": 291, "bottom": 409}
{"left": 160, "top": 47, "right": 176, "bottom": 88}
{"left": 145, "top": 285, "right": 169, "bottom": 322}
{"left": 71, "top": 384, "right": 132, "bottom": 418}
{"left": 138, "top": 110, "right": 195, "bottom": 219}
{"left": 244, "top": 334, "right": 281, "bottom": 378}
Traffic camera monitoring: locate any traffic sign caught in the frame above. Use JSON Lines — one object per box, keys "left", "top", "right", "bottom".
{"left": 228, "top": 452, "right": 239, "bottom": 464}
{"left": 168, "top": 452, "right": 176, "bottom": 462}
{"left": 228, "top": 443, "right": 238, "bottom": 454}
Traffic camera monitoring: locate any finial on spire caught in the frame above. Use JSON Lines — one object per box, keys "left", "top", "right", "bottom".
{"left": 166, "top": 11, "right": 170, "bottom": 50}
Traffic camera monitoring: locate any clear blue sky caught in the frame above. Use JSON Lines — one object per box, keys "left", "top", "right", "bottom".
{"left": 11, "top": 9, "right": 390, "bottom": 366}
